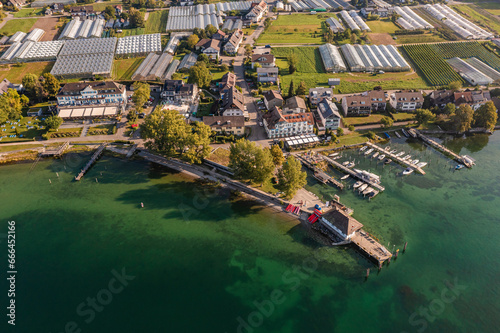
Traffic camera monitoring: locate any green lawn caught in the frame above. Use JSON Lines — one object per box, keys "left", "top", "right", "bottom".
{"left": 13, "top": 8, "right": 44, "bottom": 18}
{"left": 211, "top": 68, "right": 229, "bottom": 81}
{"left": 118, "top": 28, "right": 145, "bottom": 36}
{"left": 452, "top": 5, "right": 500, "bottom": 34}
{"left": 393, "top": 112, "right": 416, "bottom": 121}
{"left": 343, "top": 114, "right": 386, "bottom": 126}
{"left": 272, "top": 47, "right": 324, "bottom": 73}
{"left": 145, "top": 10, "right": 169, "bottom": 34}
{"left": 0, "top": 18, "right": 38, "bottom": 36}
{"left": 477, "top": 2, "right": 500, "bottom": 15}
{"left": 0, "top": 62, "right": 54, "bottom": 84}
{"left": 366, "top": 19, "right": 399, "bottom": 34}
{"left": 207, "top": 147, "right": 230, "bottom": 166}
{"left": 92, "top": 0, "right": 124, "bottom": 12}
{"left": 0, "top": 143, "right": 44, "bottom": 153}
{"left": 0, "top": 117, "right": 45, "bottom": 143}
{"left": 257, "top": 13, "right": 334, "bottom": 44}
{"left": 113, "top": 57, "right": 145, "bottom": 80}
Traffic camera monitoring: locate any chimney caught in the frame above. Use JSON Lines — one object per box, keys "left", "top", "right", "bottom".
{"left": 217, "top": 121, "right": 221, "bottom": 125}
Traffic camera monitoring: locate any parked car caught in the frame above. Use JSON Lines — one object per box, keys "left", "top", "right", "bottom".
{"left": 138, "top": 113, "right": 146, "bottom": 119}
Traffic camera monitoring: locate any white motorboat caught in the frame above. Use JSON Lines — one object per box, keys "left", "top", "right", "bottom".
{"left": 394, "top": 131, "right": 401, "bottom": 138}
{"left": 390, "top": 149, "right": 397, "bottom": 154}
{"left": 402, "top": 167, "right": 414, "bottom": 175}
{"left": 360, "top": 146, "right": 368, "bottom": 152}
{"left": 385, "top": 146, "right": 391, "bottom": 151}
{"left": 378, "top": 154, "right": 385, "bottom": 160}
{"left": 347, "top": 162, "right": 355, "bottom": 168}
{"left": 416, "top": 162, "right": 427, "bottom": 168}
{"left": 362, "top": 187, "right": 374, "bottom": 196}
{"left": 401, "top": 128, "right": 409, "bottom": 137}
{"left": 342, "top": 161, "right": 350, "bottom": 166}
{"left": 395, "top": 151, "right": 405, "bottom": 157}
{"left": 364, "top": 148, "right": 374, "bottom": 155}
{"left": 358, "top": 183, "right": 368, "bottom": 192}
{"left": 403, "top": 155, "right": 411, "bottom": 160}
{"left": 329, "top": 153, "right": 339, "bottom": 157}
{"left": 341, "top": 175, "right": 350, "bottom": 180}
{"left": 354, "top": 169, "right": 381, "bottom": 183}
{"left": 372, "top": 152, "right": 379, "bottom": 158}
{"left": 353, "top": 181, "right": 363, "bottom": 188}
{"left": 411, "top": 159, "right": 419, "bottom": 165}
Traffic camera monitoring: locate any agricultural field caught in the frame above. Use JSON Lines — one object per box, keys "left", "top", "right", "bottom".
{"left": 0, "top": 18, "right": 38, "bottom": 36}
{"left": 366, "top": 19, "right": 399, "bottom": 34}
{"left": 272, "top": 47, "right": 324, "bottom": 73}
{"left": 477, "top": 2, "right": 500, "bottom": 16}
{"left": 113, "top": 57, "right": 145, "bottom": 81}
{"left": 145, "top": 10, "right": 169, "bottom": 34}
{"left": 257, "top": 14, "right": 333, "bottom": 45}
{"left": 92, "top": 0, "right": 124, "bottom": 12}
{"left": 0, "top": 62, "right": 54, "bottom": 83}
{"left": 402, "top": 44, "right": 465, "bottom": 86}
{"left": 451, "top": 5, "right": 500, "bottom": 35}
{"left": 13, "top": 8, "right": 44, "bottom": 18}
{"left": 431, "top": 42, "right": 500, "bottom": 71}
{"left": 118, "top": 28, "right": 145, "bottom": 37}
{"left": 367, "top": 33, "right": 396, "bottom": 45}
{"left": 394, "top": 32, "right": 448, "bottom": 44}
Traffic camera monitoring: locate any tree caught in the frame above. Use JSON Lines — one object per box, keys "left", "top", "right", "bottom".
{"left": 270, "top": 144, "right": 285, "bottom": 167}
{"left": 20, "top": 94, "right": 29, "bottom": 107}
{"left": 287, "top": 54, "right": 298, "bottom": 74}
{"left": 287, "top": 80, "right": 295, "bottom": 98}
{"left": 22, "top": 73, "right": 38, "bottom": 100}
{"left": 205, "top": 24, "right": 217, "bottom": 37}
{"left": 183, "top": 121, "right": 212, "bottom": 164}
{"left": 448, "top": 81, "right": 462, "bottom": 91}
{"left": 244, "top": 44, "right": 253, "bottom": 58}
{"left": 103, "top": 5, "right": 116, "bottom": 20}
{"left": 45, "top": 115, "right": 63, "bottom": 131}
{"left": 415, "top": 108, "right": 435, "bottom": 125}
{"left": 443, "top": 102, "right": 456, "bottom": 115}
{"left": 277, "top": 156, "right": 307, "bottom": 198}
{"left": 474, "top": 101, "right": 497, "bottom": 131}
{"left": 132, "top": 82, "right": 150, "bottom": 109}
{"left": 337, "top": 127, "right": 344, "bottom": 136}
{"left": 0, "top": 89, "right": 23, "bottom": 123}
{"left": 186, "top": 34, "right": 199, "bottom": 50}
{"left": 380, "top": 116, "right": 393, "bottom": 128}
{"left": 453, "top": 104, "right": 474, "bottom": 133}
{"left": 129, "top": 8, "right": 145, "bottom": 28}
{"left": 348, "top": 125, "right": 355, "bottom": 132}
{"left": 229, "top": 139, "right": 275, "bottom": 184}
{"left": 295, "top": 81, "right": 307, "bottom": 96}
{"left": 220, "top": 63, "right": 229, "bottom": 72}
{"left": 127, "top": 109, "right": 138, "bottom": 123}
{"left": 41, "top": 73, "right": 60, "bottom": 99}
{"left": 188, "top": 63, "right": 212, "bottom": 88}
{"left": 197, "top": 53, "right": 209, "bottom": 65}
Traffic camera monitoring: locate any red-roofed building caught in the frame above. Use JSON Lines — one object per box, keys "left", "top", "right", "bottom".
{"left": 262, "top": 107, "right": 314, "bottom": 139}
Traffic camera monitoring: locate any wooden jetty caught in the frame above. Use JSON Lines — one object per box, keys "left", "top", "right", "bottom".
{"left": 351, "top": 230, "right": 393, "bottom": 264}
{"left": 321, "top": 155, "right": 385, "bottom": 192}
{"left": 74, "top": 143, "right": 107, "bottom": 181}
{"left": 410, "top": 129, "right": 474, "bottom": 168}
{"left": 126, "top": 144, "right": 138, "bottom": 158}
{"left": 365, "top": 142, "right": 426, "bottom": 175}
{"left": 40, "top": 142, "right": 70, "bottom": 157}
{"left": 296, "top": 155, "right": 344, "bottom": 190}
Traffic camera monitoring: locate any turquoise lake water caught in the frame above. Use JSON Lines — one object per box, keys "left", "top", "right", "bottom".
{"left": 0, "top": 132, "right": 499, "bottom": 333}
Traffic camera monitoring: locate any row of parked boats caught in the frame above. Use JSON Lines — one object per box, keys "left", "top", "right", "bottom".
{"left": 353, "top": 180, "right": 379, "bottom": 198}
{"left": 359, "top": 145, "right": 428, "bottom": 171}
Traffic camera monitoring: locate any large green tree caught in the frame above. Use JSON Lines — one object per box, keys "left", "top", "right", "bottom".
{"left": 45, "top": 115, "right": 63, "bottom": 131}
{"left": 22, "top": 73, "right": 38, "bottom": 100}
{"left": 205, "top": 24, "right": 217, "bottom": 37}
{"left": 186, "top": 34, "right": 199, "bottom": 50}
{"left": 132, "top": 82, "right": 150, "bottom": 109}
{"left": 414, "top": 108, "right": 436, "bottom": 125}
{"left": 448, "top": 81, "right": 462, "bottom": 91}
{"left": 41, "top": 73, "right": 60, "bottom": 99}
{"left": 229, "top": 139, "right": 275, "bottom": 184}
{"left": 381, "top": 116, "right": 393, "bottom": 128}
{"left": 453, "top": 104, "right": 474, "bottom": 133}
{"left": 103, "top": 5, "right": 116, "bottom": 20}
{"left": 287, "top": 54, "right": 298, "bottom": 74}
{"left": 277, "top": 156, "right": 307, "bottom": 198}
{"left": 474, "top": 101, "right": 498, "bottom": 131}
{"left": 270, "top": 144, "right": 285, "bottom": 167}
{"left": 287, "top": 80, "right": 295, "bottom": 98}
{"left": 295, "top": 81, "right": 307, "bottom": 96}
{"left": 129, "top": 8, "right": 145, "bottom": 28}
{"left": 0, "top": 89, "right": 23, "bottom": 122}
{"left": 188, "top": 63, "right": 211, "bottom": 88}
{"left": 443, "top": 102, "right": 456, "bottom": 115}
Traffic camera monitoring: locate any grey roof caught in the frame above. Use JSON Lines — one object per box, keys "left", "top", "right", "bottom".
{"left": 318, "top": 99, "right": 341, "bottom": 120}
{"left": 447, "top": 57, "right": 494, "bottom": 86}
{"left": 116, "top": 33, "right": 161, "bottom": 55}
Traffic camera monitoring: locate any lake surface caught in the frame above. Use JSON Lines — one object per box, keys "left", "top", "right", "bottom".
{"left": 0, "top": 133, "right": 499, "bottom": 333}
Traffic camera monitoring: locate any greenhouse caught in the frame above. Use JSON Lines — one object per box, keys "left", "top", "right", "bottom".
{"left": 8, "top": 31, "right": 27, "bottom": 44}
{"left": 465, "top": 57, "right": 500, "bottom": 82}
{"left": 166, "top": 4, "right": 224, "bottom": 31}
{"left": 319, "top": 43, "right": 347, "bottom": 72}
{"left": 215, "top": 1, "right": 253, "bottom": 12}
{"left": 394, "top": 7, "right": 432, "bottom": 30}
{"left": 59, "top": 18, "right": 83, "bottom": 40}
{"left": 326, "top": 16, "right": 345, "bottom": 33}
{"left": 149, "top": 53, "right": 174, "bottom": 79}
{"left": 289, "top": 0, "right": 351, "bottom": 11}
{"left": 349, "top": 10, "right": 370, "bottom": 32}
{"left": 116, "top": 34, "right": 162, "bottom": 56}
{"left": 0, "top": 43, "right": 22, "bottom": 61}
{"left": 22, "top": 41, "right": 65, "bottom": 61}
{"left": 25, "top": 29, "right": 45, "bottom": 42}
{"left": 339, "top": 10, "right": 360, "bottom": 31}
{"left": 178, "top": 52, "right": 198, "bottom": 70}
{"left": 447, "top": 57, "right": 493, "bottom": 86}
{"left": 132, "top": 53, "right": 159, "bottom": 81}
{"left": 222, "top": 19, "right": 243, "bottom": 32}
{"left": 12, "top": 41, "right": 36, "bottom": 60}
{"left": 340, "top": 44, "right": 364, "bottom": 71}
{"left": 340, "top": 44, "right": 410, "bottom": 72}
{"left": 163, "top": 59, "right": 180, "bottom": 80}
{"left": 59, "top": 38, "right": 117, "bottom": 56}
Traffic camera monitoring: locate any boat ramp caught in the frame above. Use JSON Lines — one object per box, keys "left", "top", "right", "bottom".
{"left": 365, "top": 142, "right": 426, "bottom": 175}
{"left": 74, "top": 143, "right": 107, "bottom": 181}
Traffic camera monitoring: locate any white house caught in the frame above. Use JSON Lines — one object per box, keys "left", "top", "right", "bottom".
{"left": 245, "top": 1, "right": 268, "bottom": 23}
{"left": 223, "top": 30, "right": 243, "bottom": 55}
{"left": 262, "top": 107, "right": 314, "bottom": 139}
{"left": 390, "top": 91, "right": 423, "bottom": 112}
{"left": 56, "top": 81, "right": 127, "bottom": 106}
{"left": 317, "top": 99, "right": 341, "bottom": 131}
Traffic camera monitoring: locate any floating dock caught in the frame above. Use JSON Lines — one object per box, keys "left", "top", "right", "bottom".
{"left": 365, "top": 142, "right": 426, "bottom": 175}
{"left": 410, "top": 129, "right": 474, "bottom": 168}
{"left": 74, "top": 143, "right": 107, "bottom": 181}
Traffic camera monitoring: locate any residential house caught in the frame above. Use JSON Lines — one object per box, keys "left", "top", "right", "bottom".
{"left": 70, "top": 5, "right": 95, "bottom": 16}
{"left": 203, "top": 115, "right": 245, "bottom": 135}
{"left": 429, "top": 90, "right": 455, "bottom": 109}
{"left": 0, "top": 79, "right": 17, "bottom": 95}
{"left": 263, "top": 90, "right": 283, "bottom": 110}
{"left": 8, "top": 0, "right": 25, "bottom": 9}
{"left": 220, "top": 86, "right": 246, "bottom": 117}
{"left": 212, "top": 30, "right": 227, "bottom": 41}
{"left": 309, "top": 87, "right": 333, "bottom": 106}
{"left": 320, "top": 206, "right": 364, "bottom": 241}
{"left": 256, "top": 67, "right": 279, "bottom": 84}
{"left": 219, "top": 72, "right": 237, "bottom": 98}
{"left": 389, "top": 91, "right": 423, "bottom": 112}
{"left": 363, "top": 90, "right": 387, "bottom": 112}
{"left": 317, "top": 99, "right": 341, "bottom": 131}
{"left": 245, "top": 1, "right": 268, "bottom": 23}
{"left": 56, "top": 81, "right": 127, "bottom": 106}
{"left": 454, "top": 90, "right": 491, "bottom": 110}
{"left": 251, "top": 54, "right": 275, "bottom": 69}
{"left": 195, "top": 38, "right": 221, "bottom": 60}
{"left": 114, "top": 5, "right": 122, "bottom": 15}
{"left": 262, "top": 107, "right": 314, "bottom": 139}
{"left": 223, "top": 29, "right": 243, "bottom": 55}
{"left": 283, "top": 96, "right": 307, "bottom": 114}
{"left": 161, "top": 80, "right": 198, "bottom": 104}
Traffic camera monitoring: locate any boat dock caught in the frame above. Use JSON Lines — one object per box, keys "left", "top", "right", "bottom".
{"left": 40, "top": 142, "right": 70, "bottom": 157}
{"left": 351, "top": 230, "right": 393, "bottom": 264}
{"left": 365, "top": 142, "right": 426, "bottom": 175}
{"left": 126, "top": 144, "right": 138, "bottom": 158}
{"left": 297, "top": 155, "right": 344, "bottom": 190}
{"left": 410, "top": 129, "right": 474, "bottom": 168}
{"left": 74, "top": 143, "right": 107, "bottom": 181}
{"left": 321, "top": 155, "right": 385, "bottom": 192}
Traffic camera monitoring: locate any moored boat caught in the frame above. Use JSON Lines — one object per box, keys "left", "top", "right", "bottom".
{"left": 394, "top": 131, "right": 401, "bottom": 138}
{"left": 341, "top": 175, "right": 350, "bottom": 180}
{"left": 416, "top": 162, "right": 427, "bottom": 168}
{"left": 358, "top": 183, "right": 368, "bottom": 192}
{"left": 455, "top": 164, "right": 465, "bottom": 170}
{"left": 364, "top": 148, "right": 374, "bottom": 155}
{"left": 347, "top": 162, "right": 355, "bottom": 168}
{"left": 402, "top": 167, "right": 414, "bottom": 175}
{"left": 401, "top": 128, "right": 409, "bottom": 137}
{"left": 360, "top": 146, "right": 368, "bottom": 152}
{"left": 353, "top": 181, "right": 363, "bottom": 188}
{"left": 378, "top": 154, "right": 385, "bottom": 160}
{"left": 342, "top": 161, "right": 350, "bottom": 166}
{"left": 362, "top": 187, "right": 374, "bottom": 196}
{"left": 411, "top": 159, "right": 419, "bottom": 165}
{"left": 372, "top": 152, "right": 379, "bottom": 158}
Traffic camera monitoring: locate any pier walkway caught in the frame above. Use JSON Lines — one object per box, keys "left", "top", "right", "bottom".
{"left": 365, "top": 142, "right": 426, "bottom": 175}
{"left": 321, "top": 155, "right": 385, "bottom": 192}
{"left": 351, "top": 230, "right": 393, "bottom": 263}
{"left": 296, "top": 155, "right": 344, "bottom": 190}
{"left": 410, "top": 129, "right": 474, "bottom": 168}
{"left": 75, "top": 143, "right": 107, "bottom": 181}
{"left": 126, "top": 144, "right": 138, "bottom": 158}
{"left": 40, "top": 142, "right": 69, "bottom": 157}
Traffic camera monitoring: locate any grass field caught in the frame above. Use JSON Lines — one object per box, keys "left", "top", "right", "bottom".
{"left": 211, "top": 68, "right": 230, "bottom": 81}
{"left": 451, "top": 5, "right": 500, "bottom": 34}
{"left": 207, "top": 148, "right": 230, "bottom": 166}
{"left": 393, "top": 112, "right": 416, "bottom": 121}
{"left": 272, "top": 47, "right": 324, "bottom": 73}
{"left": 366, "top": 19, "right": 399, "bottom": 34}
{"left": 13, "top": 8, "right": 44, "bottom": 18}
{"left": 118, "top": 28, "right": 145, "bottom": 36}
{"left": 395, "top": 32, "right": 448, "bottom": 44}
{"left": 0, "top": 117, "right": 44, "bottom": 143}
{"left": 145, "top": 10, "right": 169, "bottom": 34}
{"left": 92, "top": 1, "right": 123, "bottom": 12}
{"left": 0, "top": 62, "right": 54, "bottom": 83}
{"left": 0, "top": 18, "right": 38, "bottom": 36}
{"left": 343, "top": 114, "right": 386, "bottom": 126}
{"left": 0, "top": 144, "right": 43, "bottom": 153}
{"left": 257, "top": 14, "right": 333, "bottom": 45}
{"left": 113, "top": 57, "right": 145, "bottom": 80}
{"left": 477, "top": 2, "right": 500, "bottom": 15}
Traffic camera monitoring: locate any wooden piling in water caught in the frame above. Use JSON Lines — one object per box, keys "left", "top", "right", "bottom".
{"left": 366, "top": 268, "right": 370, "bottom": 278}
{"left": 403, "top": 242, "right": 407, "bottom": 252}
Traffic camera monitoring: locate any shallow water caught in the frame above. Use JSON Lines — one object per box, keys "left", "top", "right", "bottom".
{"left": 0, "top": 133, "right": 499, "bottom": 333}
